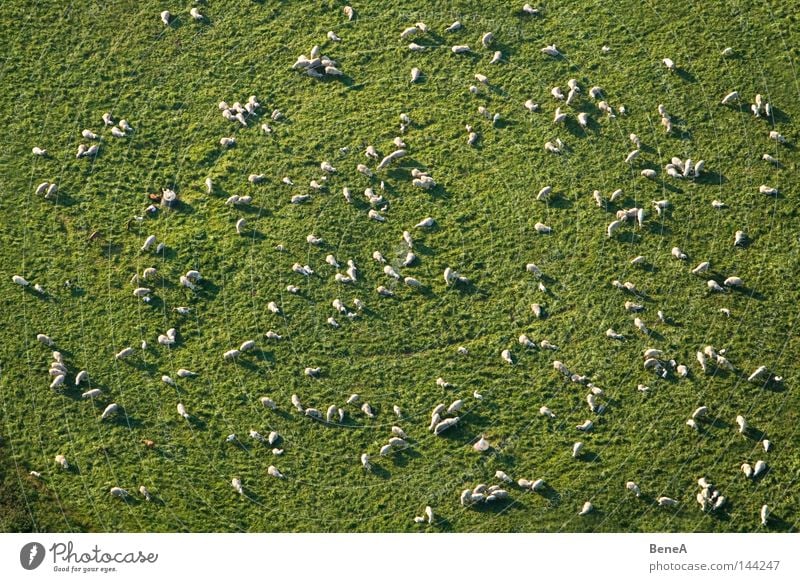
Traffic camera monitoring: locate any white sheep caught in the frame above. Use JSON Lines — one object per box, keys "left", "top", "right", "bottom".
{"left": 101, "top": 403, "right": 119, "bottom": 420}
{"left": 721, "top": 91, "right": 739, "bottom": 105}
{"left": 110, "top": 487, "right": 130, "bottom": 499}
{"left": 160, "top": 10, "right": 171, "bottom": 25}
{"left": 626, "top": 482, "right": 641, "bottom": 497}
{"left": 578, "top": 501, "right": 594, "bottom": 516}
{"left": 572, "top": 442, "right": 584, "bottom": 458}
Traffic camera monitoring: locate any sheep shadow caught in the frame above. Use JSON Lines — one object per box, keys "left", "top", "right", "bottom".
{"left": 696, "top": 170, "right": 727, "bottom": 186}
{"left": 535, "top": 484, "right": 561, "bottom": 507}
{"left": 675, "top": 68, "right": 696, "bottom": 83}
{"left": 367, "top": 465, "right": 391, "bottom": 479}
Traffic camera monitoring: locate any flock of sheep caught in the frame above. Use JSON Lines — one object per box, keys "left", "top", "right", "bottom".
{"left": 8, "top": 3, "right": 794, "bottom": 531}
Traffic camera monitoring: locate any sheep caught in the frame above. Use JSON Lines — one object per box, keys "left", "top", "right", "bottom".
{"left": 177, "top": 403, "right": 190, "bottom": 419}
{"left": 634, "top": 318, "right": 649, "bottom": 335}
{"left": 305, "top": 367, "right": 321, "bottom": 378}
{"left": 724, "top": 276, "right": 743, "bottom": 287}
{"left": 81, "top": 388, "right": 102, "bottom": 399}
{"left": 762, "top": 440, "right": 772, "bottom": 452}
{"left": 691, "top": 261, "right": 710, "bottom": 275}
{"left": 572, "top": 442, "right": 584, "bottom": 458}
{"left": 291, "top": 394, "right": 303, "bottom": 412}
{"left": 691, "top": 406, "right": 708, "bottom": 420}
{"left": 753, "top": 460, "right": 768, "bottom": 478}
{"left": 101, "top": 403, "right": 119, "bottom": 420}
{"left": 220, "top": 137, "right": 236, "bottom": 147}
{"left": 451, "top": 45, "right": 470, "bottom": 54}
{"left": 541, "top": 44, "right": 561, "bottom": 57}
{"left": 576, "top": 420, "right": 593, "bottom": 432}
{"left": 235, "top": 218, "right": 247, "bottom": 235}
{"left": 110, "top": 126, "right": 126, "bottom": 138}
{"left": 707, "top": 280, "right": 725, "bottom": 293}
{"left": 110, "top": 487, "right": 130, "bottom": 499}
{"left": 671, "top": 247, "right": 687, "bottom": 260}
{"left": 433, "top": 417, "right": 459, "bottom": 435}
{"left": 736, "top": 415, "right": 747, "bottom": 433}
{"left": 361, "top": 402, "right": 376, "bottom": 418}
{"left": 605, "top": 219, "right": 624, "bottom": 238}
{"left": 260, "top": 397, "right": 277, "bottom": 410}
{"left": 55, "top": 454, "right": 69, "bottom": 470}
{"left": 641, "top": 169, "right": 657, "bottom": 179}
{"left": 721, "top": 91, "right": 739, "bottom": 105}
{"left": 500, "top": 349, "right": 514, "bottom": 365}
{"left": 231, "top": 478, "right": 244, "bottom": 495}
{"left": 658, "top": 497, "right": 679, "bottom": 507}
{"left": 768, "top": 130, "right": 786, "bottom": 143}
{"left": 578, "top": 501, "right": 594, "bottom": 516}
{"left": 760, "top": 505, "right": 769, "bottom": 526}
{"left": 223, "top": 349, "right": 240, "bottom": 361}
{"left": 626, "top": 482, "right": 641, "bottom": 497}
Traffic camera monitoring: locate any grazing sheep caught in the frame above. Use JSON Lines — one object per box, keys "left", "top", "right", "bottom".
{"left": 626, "top": 482, "right": 641, "bottom": 497}
{"left": 753, "top": 460, "right": 769, "bottom": 478}
{"left": 691, "top": 261, "right": 710, "bottom": 275}
{"left": 101, "top": 403, "right": 119, "bottom": 420}
{"left": 81, "top": 388, "right": 102, "bottom": 399}
{"left": 223, "top": 349, "right": 240, "bottom": 360}
{"left": 658, "top": 497, "right": 678, "bottom": 507}
{"left": 433, "top": 417, "right": 459, "bottom": 435}
{"left": 115, "top": 347, "right": 134, "bottom": 360}
{"left": 760, "top": 505, "right": 769, "bottom": 526}
{"left": 110, "top": 487, "right": 130, "bottom": 499}
{"left": 177, "top": 403, "right": 190, "bottom": 419}
{"left": 736, "top": 415, "right": 747, "bottom": 433}
{"left": 578, "top": 501, "right": 594, "bottom": 516}
{"left": 572, "top": 442, "right": 584, "bottom": 458}
{"left": 721, "top": 91, "right": 739, "bottom": 105}
{"left": 707, "top": 280, "right": 724, "bottom": 293}
{"left": 260, "top": 397, "right": 277, "bottom": 410}
{"left": 724, "top": 276, "right": 743, "bottom": 287}
{"left": 451, "top": 45, "right": 470, "bottom": 54}
{"left": 231, "top": 478, "right": 244, "bottom": 495}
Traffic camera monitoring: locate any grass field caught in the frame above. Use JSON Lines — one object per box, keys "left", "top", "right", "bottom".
{"left": 0, "top": 0, "right": 798, "bottom": 532}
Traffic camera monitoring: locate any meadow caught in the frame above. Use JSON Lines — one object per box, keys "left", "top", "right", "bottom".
{"left": 0, "top": 0, "right": 798, "bottom": 532}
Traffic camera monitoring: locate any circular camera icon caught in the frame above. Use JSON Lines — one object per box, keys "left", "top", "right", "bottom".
{"left": 20, "top": 542, "right": 46, "bottom": 570}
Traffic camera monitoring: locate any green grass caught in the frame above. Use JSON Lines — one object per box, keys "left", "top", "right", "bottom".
{"left": 0, "top": 0, "right": 798, "bottom": 532}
